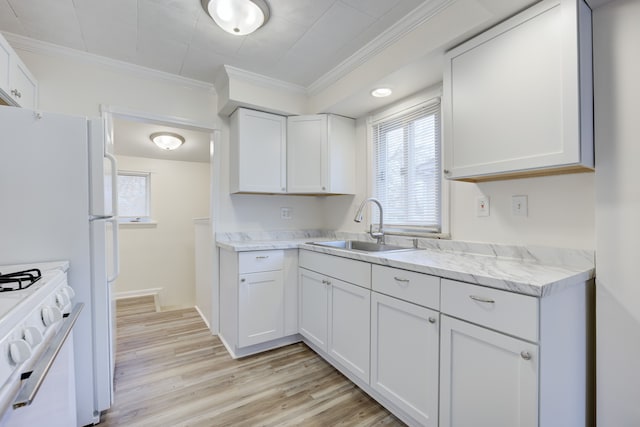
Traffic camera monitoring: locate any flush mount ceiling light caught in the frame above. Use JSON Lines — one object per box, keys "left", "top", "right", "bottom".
{"left": 201, "top": 0, "right": 270, "bottom": 36}
{"left": 150, "top": 132, "right": 185, "bottom": 151}
{"left": 371, "top": 87, "right": 393, "bottom": 98}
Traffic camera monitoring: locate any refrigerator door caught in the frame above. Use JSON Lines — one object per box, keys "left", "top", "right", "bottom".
{"left": 89, "top": 117, "right": 118, "bottom": 218}
{"left": 90, "top": 217, "right": 118, "bottom": 412}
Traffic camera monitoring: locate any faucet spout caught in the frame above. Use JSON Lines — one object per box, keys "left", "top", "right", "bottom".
{"left": 354, "top": 198, "right": 385, "bottom": 244}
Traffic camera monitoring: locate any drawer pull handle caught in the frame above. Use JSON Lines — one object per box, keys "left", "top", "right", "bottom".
{"left": 240, "top": 278, "right": 246, "bottom": 282}
{"left": 255, "top": 256, "right": 269, "bottom": 259}
{"left": 520, "top": 351, "right": 532, "bottom": 360}
{"left": 394, "top": 277, "right": 410, "bottom": 283}
{"left": 428, "top": 317, "right": 437, "bottom": 324}
{"left": 322, "top": 279, "right": 331, "bottom": 286}
{"left": 469, "top": 295, "right": 495, "bottom": 304}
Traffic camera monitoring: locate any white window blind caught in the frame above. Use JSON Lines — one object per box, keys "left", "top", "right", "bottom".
{"left": 371, "top": 99, "right": 441, "bottom": 233}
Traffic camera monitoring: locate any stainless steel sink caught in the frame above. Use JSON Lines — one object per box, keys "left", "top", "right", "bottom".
{"left": 308, "top": 240, "right": 415, "bottom": 253}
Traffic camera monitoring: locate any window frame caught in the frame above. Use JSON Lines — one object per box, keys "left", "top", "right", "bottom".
{"left": 117, "top": 170, "right": 153, "bottom": 224}
{"left": 366, "top": 88, "right": 450, "bottom": 238}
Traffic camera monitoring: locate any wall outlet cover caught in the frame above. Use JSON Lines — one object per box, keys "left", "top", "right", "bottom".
{"left": 280, "top": 207, "right": 293, "bottom": 220}
{"left": 477, "top": 196, "right": 490, "bottom": 217}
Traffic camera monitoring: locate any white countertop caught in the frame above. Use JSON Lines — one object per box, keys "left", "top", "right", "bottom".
{"left": 216, "top": 231, "right": 594, "bottom": 297}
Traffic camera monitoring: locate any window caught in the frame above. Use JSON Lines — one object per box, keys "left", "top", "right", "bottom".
{"left": 117, "top": 171, "right": 151, "bottom": 223}
{"left": 371, "top": 99, "right": 441, "bottom": 233}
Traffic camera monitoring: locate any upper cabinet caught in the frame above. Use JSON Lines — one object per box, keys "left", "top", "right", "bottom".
{"left": 230, "top": 109, "right": 356, "bottom": 195}
{"left": 0, "top": 34, "right": 38, "bottom": 109}
{"left": 230, "top": 108, "right": 287, "bottom": 194}
{"left": 442, "top": 0, "right": 593, "bottom": 182}
{"left": 287, "top": 114, "right": 355, "bottom": 195}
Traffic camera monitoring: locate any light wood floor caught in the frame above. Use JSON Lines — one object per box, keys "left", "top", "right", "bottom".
{"left": 100, "top": 296, "right": 405, "bottom": 427}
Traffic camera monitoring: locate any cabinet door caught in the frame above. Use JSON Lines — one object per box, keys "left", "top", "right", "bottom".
{"left": 9, "top": 57, "right": 37, "bottom": 109}
{"left": 287, "top": 115, "right": 327, "bottom": 193}
{"left": 238, "top": 270, "right": 284, "bottom": 347}
{"left": 443, "top": 0, "right": 592, "bottom": 180}
{"left": 231, "top": 108, "right": 286, "bottom": 193}
{"left": 298, "top": 268, "right": 329, "bottom": 351}
{"left": 0, "top": 36, "right": 10, "bottom": 99}
{"left": 371, "top": 292, "right": 439, "bottom": 427}
{"left": 440, "top": 315, "right": 538, "bottom": 427}
{"left": 328, "top": 279, "right": 370, "bottom": 383}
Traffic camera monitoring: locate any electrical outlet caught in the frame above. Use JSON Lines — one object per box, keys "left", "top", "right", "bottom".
{"left": 477, "top": 196, "right": 490, "bottom": 217}
{"left": 280, "top": 207, "right": 293, "bottom": 220}
{"left": 512, "top": 195, "right": 528, "bottom": 216}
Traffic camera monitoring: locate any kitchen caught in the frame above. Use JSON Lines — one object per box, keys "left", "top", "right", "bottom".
{"left": 0, "top": 0, "right": 637, "bottom": 426}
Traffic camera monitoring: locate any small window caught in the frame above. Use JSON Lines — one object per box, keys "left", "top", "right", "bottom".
{"left": 117, "top": 171, "right": 151, "bottom": 223}
{"left": 371, "top": 99, "right": 442, "bottom": 233}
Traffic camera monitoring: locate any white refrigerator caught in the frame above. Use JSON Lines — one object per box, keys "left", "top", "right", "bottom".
{"left": 0, "top": 105, "right": 119, "bottom": 425}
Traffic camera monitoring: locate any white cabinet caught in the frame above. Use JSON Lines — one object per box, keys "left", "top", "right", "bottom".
{"left": 238, "top": 270, "right": 283, "bottom": 347}
{"left": 298, "top": 268, "right": 329, "bottom": 351}
{"left": 298, "top": 250, "right": 371, "bottom": 382}
{"left": 230, "top": 108, "right": 286, "bottom": 194}
{"left": 0, "top": 34, "right": 38, "bottom": 109}
{"left": 371, "top": 292, "right": 439, "bottom": 427}
{"left": 443, "top": 0, "right": 593, "bottom": 181}
{"left": 287, "top": 114, "right": 355, "bottom": 194}
{"left": 219, "top": 248, "right": 299, "bottom": 358}
{"left": 440, "top": 315, "right": 538, "bottom": 427}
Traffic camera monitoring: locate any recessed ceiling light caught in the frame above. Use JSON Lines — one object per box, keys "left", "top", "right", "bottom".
{"left": 371, "top": 88, "right": 393, "bottom": 98}
{"left": 201, "top": 0, "right": 270, "bottom": 36}
{"left": 150, "top": 132, "right": 185, "bottom": 151}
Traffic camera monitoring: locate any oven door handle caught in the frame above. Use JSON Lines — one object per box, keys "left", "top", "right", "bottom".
{"left": 13, "top": 303, "right": 84, "bottom": 409}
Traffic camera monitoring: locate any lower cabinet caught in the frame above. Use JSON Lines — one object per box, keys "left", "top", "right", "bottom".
{"left": 219, "top": 248, "right": 299, "bottom": 358}
{"left": 370, "top": 292, "right": 440, "bottom": 427}
{"left": 439, "top": 315, "right": 538, "bottom": 427}
{"left": 298, "top": 267, "right": 370, "bottom": 383}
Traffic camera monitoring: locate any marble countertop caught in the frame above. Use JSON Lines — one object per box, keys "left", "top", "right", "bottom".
{"left": 216, "top": 230, "right": 594, "bottom": 298}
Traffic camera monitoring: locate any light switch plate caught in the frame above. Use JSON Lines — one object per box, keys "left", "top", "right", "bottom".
{"left": 477, "top": 196, "right": 490, "bottom": 217}
{"left": 512, "top": 195, "right": 528, "bottom": 216}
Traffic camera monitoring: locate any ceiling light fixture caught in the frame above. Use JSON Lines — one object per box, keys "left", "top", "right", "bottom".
{"left": 201, "top": 0, "right": 270, "bottom": 36}
{"left": 150, "top": 132, "right": 185, "bottom": 151}
{"left": 371, "top": 88, "right": 393, "bottom": 98}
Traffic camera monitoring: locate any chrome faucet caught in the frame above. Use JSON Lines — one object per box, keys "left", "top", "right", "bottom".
{"left": 354, "top": 197, "right": 385, "bottom": 245}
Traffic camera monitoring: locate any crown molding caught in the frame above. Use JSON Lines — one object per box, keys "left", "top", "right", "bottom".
{"left": 1, "top": 32, "right": 216, "bottom": 92}
{"left": 307, "top": 0, "right": 454, "bottom": 96}
{"left": 223, "top": 65, "right": 307, "bottom": 95}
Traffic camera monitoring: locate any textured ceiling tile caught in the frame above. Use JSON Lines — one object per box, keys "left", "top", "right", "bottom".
{"left": 340, "top": 0, "right": 403, "bottom": 18}
{"left": 138, "top": 0, "right": 198, "bottom": 45}
{"left": 0, "top": 0, "right": 25, "bottom": 34}
{"left": 189, "top": 13, "right": 245, "bottom": 57}
{"left": 8, "top": 0, "right": 85, "bottom": 49}
{"left": 268, "top": 0, "right": 336, "bottom": 28}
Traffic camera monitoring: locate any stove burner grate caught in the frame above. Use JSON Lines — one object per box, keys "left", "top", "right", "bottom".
{"left": 0, "top": 269, "right": 42, "bottom": 291}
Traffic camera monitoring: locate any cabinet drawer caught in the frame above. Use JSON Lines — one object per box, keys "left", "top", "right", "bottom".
{"left": 299, "top": 250, "right": 371, "bottom": 288}
{"left": 441, "top": 279, "right": 538, "bottom": 342}
{"left": 239, "top": 250, "right": 284, "bottom": 274}
{"left": 372, "top": 265, "right": 440, "bottom": 309}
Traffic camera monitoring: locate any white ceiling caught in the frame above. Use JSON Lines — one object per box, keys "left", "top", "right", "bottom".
{"left": 0, "top": 0, "right": 426, "bottom": 87}
{"left": 113, "top": 118, "right": 212, "bottom": 163}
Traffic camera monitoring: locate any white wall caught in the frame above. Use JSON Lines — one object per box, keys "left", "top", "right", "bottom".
{"left": 449, "top": 174, "right": 595, "bottom": 249}
{"left": 117, "top": 156, "right": 210, "bottom": 310}
{"left": 593, "top": 1, "right": 640, "bottom": 425}
{"left": 16, "top": 48, "right": 216, "bottom": 122}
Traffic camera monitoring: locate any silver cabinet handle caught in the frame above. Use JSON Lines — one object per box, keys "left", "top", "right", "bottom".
{"left": 428, "top": 317, "right": 437, "bottom": 324}
{"left": 322, "top": 279, "right": 331, "bottom": 285}
{"left": 394, "top": 277, "right": 410, "bottom": 283}
{"left": 14, "top": 303, "right": 83, "bottom": 409}
{"left": 11, "top": 89, "right": 22, "bottom": 98}
{"left": 443, "top": 169, "right": 450, "bottom": 175}
{"left": 321, "top": 186, "right": 326, "bottom": 191}
{"left": 255, "top": 255, "right": 269, "bottom": 259}
{"left": 240, "top": 278, "right": 246, "bottom": 282}
{"left": 520, "top": 351, "right": 532, "bottom": 360}
{"left": 469, "top": 295, "right": 495, "bottom": 304}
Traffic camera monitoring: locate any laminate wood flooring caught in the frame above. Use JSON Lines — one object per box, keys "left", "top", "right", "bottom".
{"left": 100, "top": 296, "right": 404, "bottom": 427}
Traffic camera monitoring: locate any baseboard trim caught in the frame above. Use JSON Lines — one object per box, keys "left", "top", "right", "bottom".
{"left": 115, "top": 288, "right": 161, "bottom": 312}
{"left": 194, "top": 305, "right": 211, "bottom": 331}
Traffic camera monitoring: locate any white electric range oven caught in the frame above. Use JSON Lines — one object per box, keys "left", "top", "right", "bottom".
{"left": 0, "top": 261, "right": 82, "bottom": 427}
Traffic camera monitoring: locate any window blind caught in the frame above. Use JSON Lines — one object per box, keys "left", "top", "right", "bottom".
{"left": 371, "top": 99, "right": 441, "bottom": 233}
